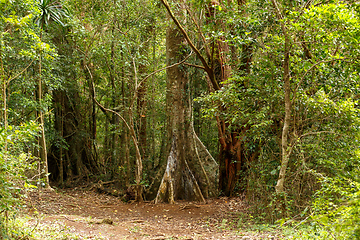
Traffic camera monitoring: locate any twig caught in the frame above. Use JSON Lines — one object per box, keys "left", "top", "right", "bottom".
{"left": 183, "top": 62, "right": 205, "bottom": 70}
{"left": 180, "top": 0, "right": 211, "bottom": 59}
{"left": 22, "top": 217, "right": 40, "bottom": 240}
{"left": 135, "top": 51, "right": 194, "bottom": 90}
{"left": 293, "top": 215, "right": 310, "bottom": 229}
{"left": 101, "top": 180, "right": 118, "bottom": 185}
{"left": 179, "top": 204, "right": 200, "bottom": 210}
{"left": 7, "top": 59, "right": 35, "bottom": 83}
{"left": 61, "top": 215, "right": 77, "bottom": 222}
{"left": 299, "top": 131, "right": 334, "bottom": 139}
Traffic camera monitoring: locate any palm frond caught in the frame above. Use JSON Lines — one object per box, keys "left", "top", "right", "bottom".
{"left": 34, "top": 0, "right": 68, "bottom": 28}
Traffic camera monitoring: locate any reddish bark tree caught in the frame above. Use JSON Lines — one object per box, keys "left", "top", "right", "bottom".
{"left": 160, "top": 0, "right": 257, "bottom": 197}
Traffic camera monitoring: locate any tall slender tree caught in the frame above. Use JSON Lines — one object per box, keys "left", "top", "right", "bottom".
{"left": 35, "top": 0, "right": 68, "bottom": 188}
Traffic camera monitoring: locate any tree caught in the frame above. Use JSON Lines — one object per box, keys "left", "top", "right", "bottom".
{"left": 155, "top": 3, "right": 203, "bottom": 203}
{"left": 159, "top": 0, "right": 261, "bottom": 197}
{"left": 34, "top": 0, "right": 68, "bottom": 188}
{"left": 270, "top": 0, "right": 291, "bottom": 194}
{"left": 268, "top": 0, "right": 360, "bottom": 198}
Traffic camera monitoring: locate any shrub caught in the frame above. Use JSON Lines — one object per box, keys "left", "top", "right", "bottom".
{"left": 0, "top": 121, "right": 39, "bottom": 238}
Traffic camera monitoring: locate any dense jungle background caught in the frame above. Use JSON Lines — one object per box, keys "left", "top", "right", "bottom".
{"left": 1, "top": 0, "right": 360, "bottom": 239}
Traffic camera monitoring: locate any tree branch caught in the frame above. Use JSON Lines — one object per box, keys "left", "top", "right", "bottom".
{"left": 183, "top": 62, "right": 205, "bottom": 70}
{"left": 159, "top": 0, "right": 220, "bottom": 90}
{"left": 85, "top": 65, "right": 132, "bottom": 133}
{"left": 8, "top": 59, "right": 35, "bottom": 84}
{"left": 180, "top": 0, "right": 211, "bottom": 60}
{"left": 136, "top": 51, "right": 194, "bottom": 90}
{"left": 300, "top": 131, "right": 334, "bottom": 139}
{"left": 216, "top": 116, "right": 227, "bottom": 148}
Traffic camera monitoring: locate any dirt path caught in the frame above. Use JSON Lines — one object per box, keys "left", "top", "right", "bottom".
{"left": 23, "top": 189, "right": 281, "bottom": 239}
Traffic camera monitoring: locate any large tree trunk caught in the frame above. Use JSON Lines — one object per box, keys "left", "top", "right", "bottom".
{"left": 155, "top": 6, "right": 211, "bottom": 203}
{"left": 218, "top": 129, "right": 242, "bottom": 196}
{"left": 215, "top": 38, "right": 255, "bottom": 196}
{"left": 159, "top": 0, "right": 255, "bottom": 197}
{"left": 205, "top": 0, "right": 242, "bottom": 197}
{"left": 155, "top": 135, "right": 205, "bottom": 203}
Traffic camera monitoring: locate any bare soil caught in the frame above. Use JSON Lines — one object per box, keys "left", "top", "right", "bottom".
{"left": 23, "top": 189, "right": 282, "bottom": 239}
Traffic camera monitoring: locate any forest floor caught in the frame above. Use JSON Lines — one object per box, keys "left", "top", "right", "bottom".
{"left": 21, "top": 189, "right": 285, "bottom": 240}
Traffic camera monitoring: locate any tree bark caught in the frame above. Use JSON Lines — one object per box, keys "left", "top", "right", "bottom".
{"left": 123, "top": 129, "right": 130, "bottom": 186}
{"left": 160, "top": 0, "right": 256, "bottom": 197}
{"left": 208, "top": 0, "right": 256, "bottom": 197}
{"left": 51, "top": 88, "right": 94, "bottom": 185}
{"left": 155, "top": 3, "right": 209, "bottom": 202}
{"left": 271, "top": 0, "right": 292, "bottom": 194}
{"left": 38, "top": 44, "right": 50, "bottom": 188}
{"left": 275, "top": 35, "right": 291, "bottom": 193}
{"left": 137, "top": 23, "right": 152, "bottom": 166}
{"left": 0, "top": 43, "right": 7, "bottom": 151}
{"left": 155, "top": 135, "right": 206, "bottom": 203}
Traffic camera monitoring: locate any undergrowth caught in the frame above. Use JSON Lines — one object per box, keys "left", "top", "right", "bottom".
{"left": 1, "top": 213, "right": 105, "bottom": 240}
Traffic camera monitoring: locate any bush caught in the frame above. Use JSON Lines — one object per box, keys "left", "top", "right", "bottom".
{"left": 299, "top": 178, "right": 360, "bottom": 240}
{"left": 0, "top": 121, "right": 39, "bottom": 238}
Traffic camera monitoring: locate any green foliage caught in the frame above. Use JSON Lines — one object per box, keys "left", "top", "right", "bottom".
{"left": 34, "top": 0, "right": 69, "bottom": 28}
{"left": 0, "top": 121, "right": 39, "bottom": 237}
{"left": 285, "top": 179, "right": 360, "bottom": 239}
{"left": 1, "top": 0, "right": 62, "bottom": 122}
{"left": 288, "top": 4, "right": 360, "bottom": 237}
{"left": 63, "top": 0, "right": 169, "bottom": 185}
{"left": 1, "top": 215, "right": 106, "bottom": 239}
{"left": 309, "top": 179, "right": 360, "bottom": 238}
{"left": 198, "top": 0, "right": 360, "bottom": 226}
{"left": 2, "top": 0, "right": 360, "bottom": 237}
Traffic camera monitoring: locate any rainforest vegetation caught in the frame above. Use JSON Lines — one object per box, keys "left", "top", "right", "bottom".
{"left": 1, "top": 0, "right": 360, "bottom": 239}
